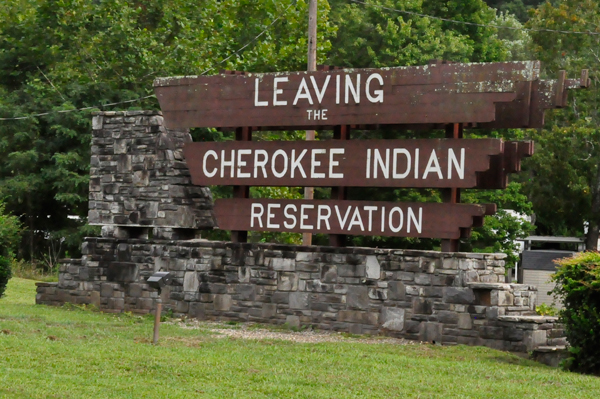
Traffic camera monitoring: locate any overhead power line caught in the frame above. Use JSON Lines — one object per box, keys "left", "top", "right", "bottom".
{"left": 0, "top": 3, "right": 294, "bottom": 122}
{"left": 350, "top": 0, "right": 600, "bottom": 36}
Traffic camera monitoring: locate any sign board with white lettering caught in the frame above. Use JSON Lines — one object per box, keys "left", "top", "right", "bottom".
{"left": 154, "top": 62, "right": 548, "bottom": 130}
{"left": 183, "top": 139, "right": 503, "bottom": 188}
{"left": 214, "top": 199, "right": 488, "bottom": 239}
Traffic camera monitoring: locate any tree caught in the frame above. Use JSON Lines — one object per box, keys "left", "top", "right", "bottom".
{"left": 523, "top": 0, "right": 600, "bottom": 248}
{"left": 0, "top": 201, "right": 22, "bottom": 297}
{"left": 0, "top": 0, "right": 334, "bottom": 259}
{"left": 327, "top": 0, "right": 506, "bottom": 68}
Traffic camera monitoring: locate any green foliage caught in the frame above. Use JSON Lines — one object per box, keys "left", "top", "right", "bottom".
{"left": 552, "top": 251, "right": 600, "bottom": 374}
{"left": 327, "top": 0, "right": 506, "bottom": 68}
{"left": 462, "top": 182, "right": 535, "bottom": 268}
{"left": 483, "top": 0, "right": 549, "bottom": 22}
{"left": 523, "top": 0, "right": 600, "bottom": 246}
{"left": 0, "top": 201, "right": 22, "bottom": 297}
{"left": 0, "top": 0, "right": 334, "bottom": 259}
{"left": 536, "top": 303, "right": 559, "bottom": 316}
{"left": 0, "top": 256, "right": 10, "bottom": 298}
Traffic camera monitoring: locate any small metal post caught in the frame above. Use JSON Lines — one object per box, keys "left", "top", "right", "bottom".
{"left": 153, "top": 298, "right": 162, "bottom": 344}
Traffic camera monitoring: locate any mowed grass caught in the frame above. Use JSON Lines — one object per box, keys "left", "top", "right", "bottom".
{"left": 1, "top": 279, "right": 599, "bottom": 399}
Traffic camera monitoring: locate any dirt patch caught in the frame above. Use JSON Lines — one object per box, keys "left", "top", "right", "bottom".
{"left": 172, "top": 320, "right": 415, "bottom": 345}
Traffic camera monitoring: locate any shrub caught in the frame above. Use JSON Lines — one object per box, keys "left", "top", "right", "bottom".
{"left": 0, "top": 201, "right": 22, "bottom": 297}
{"left": 551, "top": 251, "right": 600, "bottom": 374}
{"left": 0, "top": 256, "right": 10, "bottom": 298}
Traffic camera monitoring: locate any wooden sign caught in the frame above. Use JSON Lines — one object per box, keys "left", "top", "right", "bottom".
{"left": 214, "top": 199, "right": 488, "bottom": 239}
{"left": 184, "top": 139, "right": 503, "bottom": 188}
{"left": 155, "top": 62, "right": 543, "bottom": 130}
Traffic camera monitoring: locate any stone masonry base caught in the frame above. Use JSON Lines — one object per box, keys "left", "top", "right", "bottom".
{"left": 35, "top": 238, "right": 567, "bottom": 354}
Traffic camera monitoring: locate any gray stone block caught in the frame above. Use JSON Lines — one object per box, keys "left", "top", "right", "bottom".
{"left": 237, "top": 285, "right": 256, "bottom": 301}
{"left": 214, "top": 294, "right": 233, "bottom": 311}
{"left": 272, "top": 292, "right": 290, "bottom": 304}
{"left": 278, "top": 272, "right": 299, "bottom": 291}
{"left": 366, "top": 255, "right": 381, "bottom": 279}
{"left": 183, "top": 272, "right": 199, "bottom": 292}
{"left": 270, "top": 258, "right": 295, "bottom": 271}
{"left": 289, "top": 292, "right": 310, "bottom": 309}
{"left": 419, "top": 322, "right": 443, "bottom": 343}
{"left": 338, "top": 264, "right": 366, "bottom": 277}
{"left": 443, "top": 287, "right": 476, "bottom": 304}
{"left": 381, "top": 307, "right": 405, "bottom": 331}
{"left": 412, "top": 298, "right": 433, "bottom": 315}
{"left": 388, "top": 281, "right": 406, "bottom": 301}
{"left": 457, "top": 313, "right": 473, "bottom": 330}
{"left": 320, "top": 265, "right": 337, "bottom": 283}
{"left": 437, "top": 310, "right": 459, "bottom": 324}
{"left": 347, "top": 286, "right": 369, "bottom": 310}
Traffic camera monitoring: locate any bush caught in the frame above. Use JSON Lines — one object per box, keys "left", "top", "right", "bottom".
{"left": 552, "top": 251, "right": 600, "bottom": 374}
{"left": 0, "top": 200, "right": 22, "bottom": 297}
{"left": 0, "top": 256, "right": 10, "bottom": 298}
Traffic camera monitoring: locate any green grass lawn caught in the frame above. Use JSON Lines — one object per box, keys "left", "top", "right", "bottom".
{"left": 1, "top": 278, "right": 599, "bottom": 398}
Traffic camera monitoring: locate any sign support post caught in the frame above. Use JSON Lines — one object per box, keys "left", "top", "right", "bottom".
{"left": 329, "top": 125, "right": 350, "bottom": 247}
{"left": 441, "top": 123, "right": 463, "bottom": 252}
{"left": 231, "top": 126, "right": 252, "bottom": 243}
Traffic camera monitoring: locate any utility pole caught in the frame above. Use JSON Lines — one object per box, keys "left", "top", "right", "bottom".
{"left": 303, "top": 0, "right": 318, "bottom": 246}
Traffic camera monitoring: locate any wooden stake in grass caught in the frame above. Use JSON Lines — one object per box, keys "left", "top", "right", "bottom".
{"left": 153, "top": 298, "right": 162, "bottom": 345}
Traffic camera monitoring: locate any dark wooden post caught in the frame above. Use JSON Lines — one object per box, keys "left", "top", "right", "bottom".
{"left": 441, "top": 123, "right": 463, "bottom": 252}
{"left": 329, "top": 125, "right": 350, "bottom": 247}
{"left": 231, "top": 126, "right": 252, "bottom": 243}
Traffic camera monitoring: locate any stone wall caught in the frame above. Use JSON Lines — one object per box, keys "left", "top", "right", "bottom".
{"left": 37, "top": 238, "right": 547, "bottom": 352}
{"left": 88, "top": 111, "right": 215, "bottom": 238}
{"left": 34, "top": 110, "right": 567, "bottom": 356}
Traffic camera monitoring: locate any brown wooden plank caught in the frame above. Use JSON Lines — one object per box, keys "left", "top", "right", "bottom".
{"left": 183, "top": 139, "right": 503, "bottom": 188}
{"left": 213, "top": 199, "right": 487, "bottom": 239}
{"left": 154, "top": 62, "right": 541, "bottom": 130}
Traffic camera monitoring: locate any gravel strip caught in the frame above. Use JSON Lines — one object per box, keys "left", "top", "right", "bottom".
{"left": 172, "top": 319, "right": 415, "bottom": 345}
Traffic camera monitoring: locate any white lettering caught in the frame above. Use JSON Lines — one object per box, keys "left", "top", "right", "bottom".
{"left": 317, "top": 205, "right": 332, "bottom": 230}
{"left": 392, "top": 148, "right": 411, "bottom": 179}
{"left": 267, "top": 203, "right": 281, "bottom": 228}
{"left": 220, "top": 150, "right": 235, "bottom": 178}
{"left": 300, "top": 204, "right": 314, "bottom": 229}
{"left": 335, "top": 205, "right": 352, "bottom": 229}
{"left": 345, "top": 74, "right": 360, "bottom": 104}
{"left": 311, "top": 149, "right": 326, "bottom": 178}
{"left": 389, "top": 207, "right": 404, "bottom": 233}
{"left": 310, "top": 75, "right": 331, "bottom": 104}
{"left": 314, "top": 109, "right": 321, "bottom": 120}
{"left": 202, "top": 150, "right": 218, "bottom": 178}
{"left": 448, "top": 148, "right": 465, "bottom": 179}
{"left": 237, "top": 149, "right": 251, "bottom": 178}
{"left": 329, "top": 148, "right": 344, "bottom": 178}
{"left": 293, "top": 77, "right": 313, "bottom": 105}
{"left": 254, "top": 78, "right": 268, "bottom": 106}
{"left": 290, "top": 149, "right": 307, "bottom": 178}
{"left": 251, "top": 203, "right": 264, "bottom": 228}
{"left": 374, "top": 149, "right": 390, "bottom": 179}
{"left": 254, "top": 150, "right": 268, "bottom": 178}
{"left": 366, "top": 148, "right": 371, "bottom": 179}
{"left": 422, "top": 149, "right": 443, "bottom": 179}
{"left": 336, "top": 75, "right": 341, "bottom": 104}
{"left": 348, "top": 207, "right": 365, "bottom": 231}
{"left": 366, "top": 73, "right": 384, "bottom": 103}
{"left": 271, "top": 149, "right": 289, "bottom": 178}
{"left": 283, "top": 204, "right": 297, "bottom": 229}
{"left": 306, "top": 109, "right": 313, "bottom": 120}
{"left": 364, "top": 206, "right": 377, "bottom": 232}
{"left": 414, "top": 148, "right": 419, "bottom": 179}
{"left": 273, "top": 77, "right": 288, "bottom": 106}
{"left": 322, "top": 109, "right": 328, "bottom": 120}
{"left": 407, "top": 207, "right": 422, "bottom": 234}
